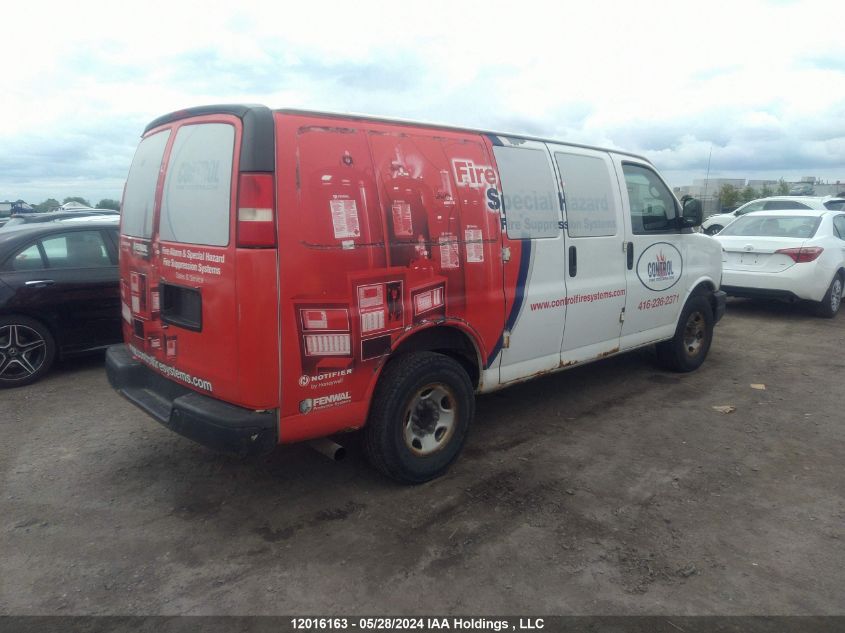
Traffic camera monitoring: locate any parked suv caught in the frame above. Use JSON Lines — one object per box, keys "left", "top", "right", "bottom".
{"left": 702, "top": 196, "right": 845, "bottom": 235}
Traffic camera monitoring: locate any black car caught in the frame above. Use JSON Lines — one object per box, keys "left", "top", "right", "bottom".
{"left": 0, "top": 218, "right": 121, "bottom": 387}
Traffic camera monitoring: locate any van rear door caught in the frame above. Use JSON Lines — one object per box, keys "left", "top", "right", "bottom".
{"left": 119, "top": 109, "right": 279, "bottom": 410}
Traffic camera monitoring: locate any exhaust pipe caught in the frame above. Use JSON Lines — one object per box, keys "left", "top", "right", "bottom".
{"left": 307, "top": 438, "right": 346, "bottom": 462}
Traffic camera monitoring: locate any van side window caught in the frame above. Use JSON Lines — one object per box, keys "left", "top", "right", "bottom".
{"left": 555, "top": 153, "right": 617, "bottom": 237}
{"left": 122, "top": 130, "right": 171, "bottom": 239}
{"left": 622, "top": 163, "right": 679, "bottom": 234}
{"left": 493, "top": 146, "right": 560, "bottom": 239}
{"left": 159, "top": 123, "right": 235, "bottom": 247}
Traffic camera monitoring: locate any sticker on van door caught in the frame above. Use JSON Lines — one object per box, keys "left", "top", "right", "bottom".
{"left": 636, "top": 242, "right": 683, "bottom": 291}
{"left": 330, "top": 197, "right": 361, "bottom": 239}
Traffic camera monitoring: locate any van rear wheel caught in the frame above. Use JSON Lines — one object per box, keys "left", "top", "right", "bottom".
{"left": 656, "top": 295, "right": 714, "bottom": 372}
{"left": 364, "top": 352, "right": 474, "bottom": 484}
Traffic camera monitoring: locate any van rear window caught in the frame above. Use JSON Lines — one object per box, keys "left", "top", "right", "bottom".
{"left": 159, "top": 123, "right": 235, "bottom": 246}
{"left": 122, "top": 130, "right": 170, "bottom": 239}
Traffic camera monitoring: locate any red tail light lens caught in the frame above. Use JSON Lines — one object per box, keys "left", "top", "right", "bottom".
{"left": 775, "top": 246, "right": 824, "bottom": 263}
{"left": 237, "top": 173, "right": 275, "bottom": 248}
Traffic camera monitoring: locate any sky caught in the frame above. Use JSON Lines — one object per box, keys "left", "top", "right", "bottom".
{"left": 2, "top": 0, "right": 844, "bottom": 205}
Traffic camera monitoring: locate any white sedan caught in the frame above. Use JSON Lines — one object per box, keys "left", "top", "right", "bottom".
{"left": 715, "top": 210, "right": 845, "bottom": 318}
{"left": 702, "top": 196, "right": 845, "bottom": 235}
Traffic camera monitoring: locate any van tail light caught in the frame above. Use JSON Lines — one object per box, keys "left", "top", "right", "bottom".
{"left": 775, "top": 246, "right": 823, "bottom": 263}
{"left": 237, "top": 173, "right": 275, "bottom": 248}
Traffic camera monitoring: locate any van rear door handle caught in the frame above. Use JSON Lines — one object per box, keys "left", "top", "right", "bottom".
{"left": 568, "top": 245, "right": 577, "bottom": 277}
{"left": 626, "top": 242, "right": 634, "bottom": 270}
{"left": 25, "top": 279, "right": 54, "bottom": 287}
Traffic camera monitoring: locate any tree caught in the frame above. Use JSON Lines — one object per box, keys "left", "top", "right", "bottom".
{"left": 34, "top": 198, "right": 60, "bottom": 212}
{"left": 760, "top": 184, "right": 774, "bottom": 198}
{"left": 96, "top": 198, "right": 121, "bottom": 211}
{"left": 718, "top": 184, "right": 740, "bottom": 210}
{"left": 62, "top": 196, "right": 91, "bottom": 207}
{"left": 777, "top": 178, "right": 789, "bottom": 195}
{"left": 741, "top": 186, "right": 759, "bottom": 203}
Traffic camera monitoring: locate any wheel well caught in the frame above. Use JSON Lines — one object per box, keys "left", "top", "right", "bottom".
{"left": 0, "top": 311, "right": 56, "bottom": 338}
{"left": 690, "top": 281, "right": 718, "bottom": 317}
{"left": 391, "top": 326, "right": 481, "bottom": 389}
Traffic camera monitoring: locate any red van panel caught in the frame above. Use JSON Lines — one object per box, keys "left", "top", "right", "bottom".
{"left": 273, "top": 113, "right": 512, "bottom": 441}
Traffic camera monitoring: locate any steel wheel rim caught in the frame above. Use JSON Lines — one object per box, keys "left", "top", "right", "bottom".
{"left": 683, "top": 311, "right": 706, "bottom": 358}
{"left": 0, "top": 324, "right": 47, "bottom": 381}
{"left": 831, "top": 278, "right": 842, "bottom": 313}
{"left": 403, "top": 383, "right": 457, "bottom": 456}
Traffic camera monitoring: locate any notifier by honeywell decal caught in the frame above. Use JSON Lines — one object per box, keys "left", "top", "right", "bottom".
{"left": 298, "top": 368, "right": 353, "bottom": 389}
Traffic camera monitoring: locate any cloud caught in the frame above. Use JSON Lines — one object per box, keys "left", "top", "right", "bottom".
{"left": 2, "top": 0, "right": 844, "bottom": 202}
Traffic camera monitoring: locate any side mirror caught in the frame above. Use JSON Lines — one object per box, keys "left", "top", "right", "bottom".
{"left": 680, "top": 198, "right": 703, "bottom": 228}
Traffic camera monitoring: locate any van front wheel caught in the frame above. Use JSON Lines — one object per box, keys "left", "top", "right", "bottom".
{"left": 364, "top": 352, "right": 474, "bottom": 484}
{"left": 656, "top": 295, "right": 714, "bottom": 372}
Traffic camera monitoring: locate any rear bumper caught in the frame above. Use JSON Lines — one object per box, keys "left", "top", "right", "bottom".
{"left": 105, "top": 344, "right": 278, "bottom": 456}
{"left": 722, "top": 267, "right": 829, "bottom": 302}
{"left": 713, "top": 290, "right": 727, "bottom": 323}
{"left": 721, "top": 286, "right": 800, "bottom": 302}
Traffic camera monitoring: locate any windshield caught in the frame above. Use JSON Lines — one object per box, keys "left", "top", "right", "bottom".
{"left": 719, "top": 214, "right": 821, "bottom": 238}
{"left": 824, "top": 199, "right": 845, "bottom": 211}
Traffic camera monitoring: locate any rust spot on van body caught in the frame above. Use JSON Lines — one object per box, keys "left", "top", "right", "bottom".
{"left": 598, "top": 347, "right": 620, "bottom": 358}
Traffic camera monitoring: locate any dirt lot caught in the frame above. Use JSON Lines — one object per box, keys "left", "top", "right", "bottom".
{"left": 1, "top": 298, "right": 843, "bottom": 616}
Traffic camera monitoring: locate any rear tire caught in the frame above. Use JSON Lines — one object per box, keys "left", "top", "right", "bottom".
{"left": 363, "top": 352, "right": 474, "bottom": 484}
{"left": 814, "top": 273, "right": 843, "bottom": 318}
{"left": 704, "top": 224, "right": 723, "bottom": 235}
{"left": 656, "top": 295, "right": 714, "bottom": 372}
{"left": 0, "top": 315, "right": 56, "bottom": 388}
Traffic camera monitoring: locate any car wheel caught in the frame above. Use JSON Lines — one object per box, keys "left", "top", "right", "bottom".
{"left": 656, "top": 295, "right": 714, "bottom": 372}
{"left": 363, "top": 351, "right": 474, "bottom": 484}
{"left": 0, "top": 315, "right": 57, "bottom": 388}
{"left": 814, "top": 273, "right": 843, "bottom": 318}
{"left": 704, "top": 224, "right": 723, "bottom": 235}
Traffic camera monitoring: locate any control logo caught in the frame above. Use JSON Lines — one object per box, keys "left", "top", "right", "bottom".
{"left": 648, "top": 252, "right": 673, "bottom": 283}
{"left": 637, "top": 243, "right": 683, "bottom": 291}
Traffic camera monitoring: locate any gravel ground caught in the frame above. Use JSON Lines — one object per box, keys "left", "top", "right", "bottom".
{"left": 1, "top": 297, "right": 843, "bottom": 615}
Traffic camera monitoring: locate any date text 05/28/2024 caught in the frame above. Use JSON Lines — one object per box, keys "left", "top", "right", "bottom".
{"left": 290, "top": 617, "right": 545, "bottom": 631}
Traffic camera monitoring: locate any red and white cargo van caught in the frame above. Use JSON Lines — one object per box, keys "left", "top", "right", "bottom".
{"left": 106, "top": 104, "right": 726, "bottom": 483}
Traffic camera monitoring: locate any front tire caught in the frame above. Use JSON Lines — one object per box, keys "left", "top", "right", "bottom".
{"left": 0, "top": 315, "right": 56, "bottom": 388}
{"left": 364, "top": 352, "right": 474, "bottom": 484}
{"left": 656, "top": 295, "right": 714, "bottom": 372}
{"left": 815, "top": 273, "right": 843, "bottom": 318}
